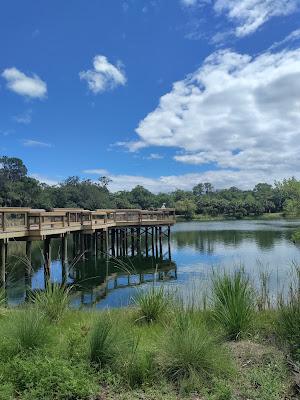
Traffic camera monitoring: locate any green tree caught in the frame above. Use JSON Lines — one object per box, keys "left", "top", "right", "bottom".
{"left": 175, "top": 199, "right": 196, "bottom": 220}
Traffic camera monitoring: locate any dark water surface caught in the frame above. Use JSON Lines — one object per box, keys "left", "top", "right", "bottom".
{"left": 6, "top": 219, "right": 300, "bottom": 307}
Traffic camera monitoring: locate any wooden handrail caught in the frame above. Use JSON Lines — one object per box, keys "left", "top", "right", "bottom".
{"left": 0, "top": 207, "right": 176, "bottom": 235}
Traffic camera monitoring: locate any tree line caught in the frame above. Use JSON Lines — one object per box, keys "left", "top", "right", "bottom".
{"left": 1, "top": 156, "right": 300, "bottom": 219}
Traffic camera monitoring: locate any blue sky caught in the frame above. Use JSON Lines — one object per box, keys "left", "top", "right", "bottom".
{"left": 1, "top": 0, "right": 300, "bottom": 192}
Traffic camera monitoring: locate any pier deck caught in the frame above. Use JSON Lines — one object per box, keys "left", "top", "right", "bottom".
{"left": 0, "top": 207, "right": 176, "bottom": 287}
{"left": 0, "top": 207, "right": 175, "bottom": 240}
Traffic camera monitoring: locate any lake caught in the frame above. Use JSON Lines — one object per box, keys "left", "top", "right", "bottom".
{"left": 5, "top": 219, "right": 300, "bottom": 307}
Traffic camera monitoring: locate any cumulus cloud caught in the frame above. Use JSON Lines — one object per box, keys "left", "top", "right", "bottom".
{"left": 83, "top": 169, "right": 300, "bottom": 193}
{"left": 23, "top": 139, "right": 52, "bottom": 148}
{"left": 2, "top": 67, "right": 47, "bottom": 98}
{"left": 79, "top": 55, "right": 126, "bottom": 94}
{"left": 125, "top": 47, "right": 300, "bottom": 187}
{"left": 182, "top": 0, "right": 300, "bottom": 37}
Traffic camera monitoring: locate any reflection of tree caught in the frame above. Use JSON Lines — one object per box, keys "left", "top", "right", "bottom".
{"left": 173, "top": 230, "right": 285, "bottom": 252}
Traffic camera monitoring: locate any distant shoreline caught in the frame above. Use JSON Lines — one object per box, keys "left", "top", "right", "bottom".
{"left": 176, "top": 212, "right": 289, "bottom": 222}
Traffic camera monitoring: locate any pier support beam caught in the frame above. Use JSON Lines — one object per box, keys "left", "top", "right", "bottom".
{"left": 168, "top": 225, "right": 171, "bottom": 260}
{"left": 44, "top": 237, "right": 51, "bottom": 287}
{"left": 0, "top": 239, "right": 7, "bottom": 288}
{"left": 131, "top": 228, "right": 135, "bottom": 256}
{"left": 159, "top": 227, "right": 163, "bottom": 258}
{"left": 61, "top": 234, "right": 68, "bottom": 285}
{"left": 25, "top": 240, "right": 32, "bottom": 289}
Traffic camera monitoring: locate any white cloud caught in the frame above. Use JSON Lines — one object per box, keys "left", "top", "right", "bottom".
{"left": 269, "top": 28, "right": 300, "bottom": 50}
{"left": 127, "top": 47, "right": 300, "bottom": 187}
{"left": 79, "top": 55, "right": 126, "bottom": 94}
{"left": 83, "top": 169, "right": 300, "bottom": 193}
{"left": 83, "top": 168, "right": 109, "bottom": 175}
{"left": 2, "top": 67, "right": 47, "bottom": 98}
{"left": 13, "top": 109, "right": 32, "bottom": 124}
{"left": 146, "top": 153, "right": 164, "bottom": 160}
{"left": 30, "top": 174, "right": 58, "bottom": 186}
{"left": 181, "top": 0, "right": 198, "bottom": 5}
{"left": 182, "top": 0, "right": 300, "bottom": 37}
{"left": 214, "top": 0, "right": 300, "bottom": 37}
{"left": 114, "top": 140, "right": 147, "bottom": 152}
{"left": 23, "top": 139, "right": 52, "bottom": 148}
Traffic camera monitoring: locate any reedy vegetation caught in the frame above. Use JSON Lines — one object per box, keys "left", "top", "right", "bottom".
{"left": 0, "top": 267, "right": 298, "bottom": 399}
{"left": 31, "top": 283, "right": 72, "bottom": 323}
{"left": 211, "top": 270, "right": 255, "bottom": 340}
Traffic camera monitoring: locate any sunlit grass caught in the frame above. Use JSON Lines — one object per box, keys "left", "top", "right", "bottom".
{"left": 31, "top": 283, "right": 72, "bottom": 323}
{"left": 134, "top": 285, "right": 170, "bottom": 323}
{"left": 8, "top": 308, "right": 50, "bottom": 352}
{"left": 211, "top": 269, "right": 255, "bottom": 340}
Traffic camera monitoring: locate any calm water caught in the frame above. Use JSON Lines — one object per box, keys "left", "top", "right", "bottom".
{"left": 6, "top": 219, "right": 300, "bottom": 307}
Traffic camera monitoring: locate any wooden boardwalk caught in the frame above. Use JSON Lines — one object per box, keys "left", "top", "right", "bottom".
{"left": 0, "top": 207, "right": 176, "bottom": 287}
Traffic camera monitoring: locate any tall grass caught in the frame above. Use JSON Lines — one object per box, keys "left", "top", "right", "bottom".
{"left": 32, "top": 283, "right": 71, "bottom": 323}
{"left": 134, "top": 285, "right": 170, "bottom": 323}
{"left": 89, "top": 315, "right": 117, "bottom": 367}
{"left": 9, "top": 309, "right": 50, "bottom": 351}
{"left": 117, "top": 336, "right": 156, "bottom": 388}
{"left": 277, "top": 265, "right": 300, "bottom": 361}
{"left": 211, "top": 270, "right": 254, "bottom": 340}
{"left": 159, "top": 309, "right": 231, "bottom": 389}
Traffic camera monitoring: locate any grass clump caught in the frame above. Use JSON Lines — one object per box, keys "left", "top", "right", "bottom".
{"left": 117, "top": 337, "right": 157, "bottom": 388}
{"left": 211, "top": 270, "right": 254, "bottom": 340}
{"left": 32, "top": 283, "right": 71, "bottom": 323}
{"left": 134, "top": 285, "right": 169, "bottom": 323}
{"left": 8, "top": 308, "right": 50, "bottom": 352}
{"left": 89, "top": 314, "right": 118, "bottom": 367}
{"left": 159, "top": 310, "right": 232, "bottom": 392}
{"left": 277, "top": 291, "right": 300, "bottom": 361}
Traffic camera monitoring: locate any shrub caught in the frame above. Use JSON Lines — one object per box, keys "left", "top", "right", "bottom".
{"left": 134, "top": 286, "right": 169, "bottom": 323}
{"left": 89, "top": 315, "right": 117, "bottom": 367}
{"left": 211, "top": 270, "right": 254, "bottom": 340}
{"left": 8, "top": 308, "right": 50, "bottom": 351}
{"left": 32, "top": 283, "right": 71, "bottom": 323}
{"left": 159, "top": 310, "right": 232, "bottom": 390}
{"left": 6, "top": 353, "right": 98, "bottom": 400}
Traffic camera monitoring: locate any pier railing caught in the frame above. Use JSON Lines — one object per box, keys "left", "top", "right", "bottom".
{"left": 0, "top": 207, "right": 176, "bottom": 238}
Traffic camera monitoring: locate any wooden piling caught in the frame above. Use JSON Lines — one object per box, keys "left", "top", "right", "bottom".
{"left": 159, "top": 227, "right": 163, "bottom": 258}
{"left": 131, "top": 228, "right": 135, "bottom": 256}
{"left": 0, "top": 240, "right": 6, "bottom": 288}
{"left": 44, "top": 237, "right": 51, "bottom": 286}
{"left": 145, "top": 227, "right": 149, "bottom": 257}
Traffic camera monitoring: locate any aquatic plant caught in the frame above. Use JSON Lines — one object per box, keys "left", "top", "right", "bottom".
{"left": 32, "top": 283, "right": 71, "bottom": 323}
{"left": 134, "top": 285, "right": 170, "bottom": 323}
{"left": 211, "top": 269, "right": 255, "bottom": 340}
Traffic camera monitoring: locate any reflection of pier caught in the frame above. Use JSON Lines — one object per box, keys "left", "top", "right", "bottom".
{"left": 70, "top": 256, "right": 177, "bottom": 306}
{"left": 0, "top": 208, "right": 175, "bottom": 289}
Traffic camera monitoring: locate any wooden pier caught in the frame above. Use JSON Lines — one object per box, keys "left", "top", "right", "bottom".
{"left": 0, "top": 207, "right": 175, "bottom": 287}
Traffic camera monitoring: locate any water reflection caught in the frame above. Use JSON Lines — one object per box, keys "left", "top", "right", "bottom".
{"left": 5, "top": 239, "right": 177, "bottom": 308}
{"left": 5, "top": 219, "right": 300, "bottom": 306}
